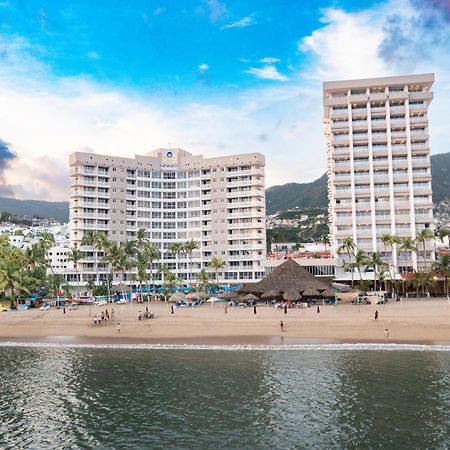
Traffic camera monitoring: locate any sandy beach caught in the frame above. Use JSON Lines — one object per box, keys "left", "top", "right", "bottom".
{"left": 1, "top": 299, "right": 450, "bottom": 345}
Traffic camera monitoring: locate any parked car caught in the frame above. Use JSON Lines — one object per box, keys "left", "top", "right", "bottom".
{"left": 40, "top": 304, "right": 51, "bottom": 311}
{"left": 68, "top": 302, "right": 78, "bottom": 310}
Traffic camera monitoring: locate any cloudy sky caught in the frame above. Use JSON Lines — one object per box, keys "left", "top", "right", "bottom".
{"left": 0, "top": 0, "right": 449, "bottom": 201}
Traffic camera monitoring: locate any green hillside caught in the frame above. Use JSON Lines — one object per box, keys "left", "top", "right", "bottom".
{"left": 266, "top": 152, "right": 450, "bottom": 214}
{"left": 0, "top": 197, "right": 69, "bottom": 223}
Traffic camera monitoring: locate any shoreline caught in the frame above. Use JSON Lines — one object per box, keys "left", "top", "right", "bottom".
{"left": 1, "top": 298, "right": 450, "bottom": 347}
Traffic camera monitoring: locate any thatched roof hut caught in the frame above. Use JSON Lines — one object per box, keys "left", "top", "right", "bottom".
{"left": 302, "top": 288, "right": 321, "bottom": 297}
{"left": 321, "top": 288, "right": 335, "bottom": 298}
{"left": 241, "top": 259, "right": 329, "bottom": 295}
{"left": 282, "top": 289, "right": 302, "bottom": 301}
{"left": 260, "top": 289, "right": 281, "bottom": 299}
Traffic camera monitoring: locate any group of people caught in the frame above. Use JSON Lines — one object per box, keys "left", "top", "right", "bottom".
{"left": 93, "top": 308, "right": 114, "bottom": 324}
{"left": 138, "top": 307, "right": 155, "bottom": 320}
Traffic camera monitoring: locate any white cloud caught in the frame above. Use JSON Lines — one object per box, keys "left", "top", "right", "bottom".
{"left": 222, "top": 15, "right": 256, "bottom": 29}
{"left": 153, "top": 7, "right": 165, "bottom": 16}
{"left": 245, "top": 65, "right": 288, "bottom": 81}
{"left": 198, "top": 63, "right": 209, "bottom": 73}
{"left": 260, "top": 57, "right": 280, "bottom": 63}
{"left": 205, "top": 0, "right": 227, "bottom": 23}
{"left": 87, "top": 51, "right": 100, "bottom": 60}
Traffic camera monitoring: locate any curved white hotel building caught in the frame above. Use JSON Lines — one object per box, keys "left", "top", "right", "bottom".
{"left": 69, "top": 149, "right": 266, "bottom": 286}
{"left": 324, "top": 73, "right": 435, "bottom": 272}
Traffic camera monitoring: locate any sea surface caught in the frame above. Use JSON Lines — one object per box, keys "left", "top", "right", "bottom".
{"left": 1, "top": 344, "right": 449, "bottom": 449}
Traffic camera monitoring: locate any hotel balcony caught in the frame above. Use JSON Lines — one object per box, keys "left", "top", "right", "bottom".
{"left": 331, "top": 120, "right": 349, "bottom": 129}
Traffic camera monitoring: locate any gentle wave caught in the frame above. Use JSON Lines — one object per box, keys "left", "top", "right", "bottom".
{"left": 1, "top": 341, "right": 450, "bottom": 352}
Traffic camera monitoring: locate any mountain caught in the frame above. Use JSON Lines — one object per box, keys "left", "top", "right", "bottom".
{"left": 266, "top": 173, "right": 328, "bottom": 215}
{"left": 0, "top": 153, "right": 448, "bottom": 223}
{"left": 0, "top": 197, "right": 69, "bottom": 223}
{"left": 266, "top": 152, "right": 450, "bottom": 214}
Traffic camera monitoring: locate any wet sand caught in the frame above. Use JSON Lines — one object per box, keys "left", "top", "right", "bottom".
{"left": 1, "top": 299, "right": 450, "bottom": 345}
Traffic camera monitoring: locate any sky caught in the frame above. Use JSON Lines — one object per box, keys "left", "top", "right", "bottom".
{"left": 0, "top": 0, "right": 449, "bottom": 201}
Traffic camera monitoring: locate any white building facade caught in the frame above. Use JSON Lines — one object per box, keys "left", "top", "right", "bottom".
{"left": 69, "top": 149, "right": 266, "bottom": 286}
{"left": 324, "top": 73, "right": 435, "bottom": 272}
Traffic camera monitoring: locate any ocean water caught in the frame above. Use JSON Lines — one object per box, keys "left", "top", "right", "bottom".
{"left": 1, "top": 344, "right": 449, "bottom": 449}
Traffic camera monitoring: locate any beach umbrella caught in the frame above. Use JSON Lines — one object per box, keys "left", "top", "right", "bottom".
{"left": 219, "top": 291, "right": 239, "bottom": 300}
{"left": 260, "top": 289, "right": 281, "bottom": 300}
{"left": 168, "top": 292, "right": 185, "bottom": 302}
{"left": 239, "top": 293, "right": 259, "bottom": 302}
{"left": 320, "top": 288, "right": 335, "bottom": 298}
{"left": 282, "top": 289, "right": 302, "bottom": 301}
{"left": 302, "top": 288, "right": 321, "bottom": 297}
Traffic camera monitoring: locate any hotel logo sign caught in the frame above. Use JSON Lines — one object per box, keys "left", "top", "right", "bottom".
{"left": 161, "top": 149, "right": 177, "bottom": 169}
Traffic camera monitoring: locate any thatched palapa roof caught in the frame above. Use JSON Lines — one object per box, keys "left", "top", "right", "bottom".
{"left": 260, "top": 289, "right": 281, "bottom": 299}
{"left": 219, "top": 291, "right": 239, "bottom": 300}
{"left": 241, "top": 259, "right": 329, "bottom": 295}
{"left": 239, "top": 293, "right": 259, "bottom": 302}
{"left": 320, "top": 288, "right": 335, "bottom": 298}
{"left": 282, "top": 289, "right": 302, "bottom": 301}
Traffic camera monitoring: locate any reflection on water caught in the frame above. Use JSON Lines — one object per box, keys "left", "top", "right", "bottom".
{"left": 1, "top": 347, "right": 449, "bottom": 449}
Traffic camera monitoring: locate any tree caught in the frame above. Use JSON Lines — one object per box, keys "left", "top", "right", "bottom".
{"left": 169, "top": 242, "right": 185, "bottom": 282}
{"left": 143, "top": 242, "right": 160, "bottom": 296}
{"left": 345, "top": 249, "right": 368, "bottom": 288}
{"left": 209, "top": 256, "right": 226, "bottom": 284}
{"left": 415, "top": 229, "right": 435, "bottom": 272}
{"left": 82, "top": 230, "right": 103, "bottom": 285}
{"left": 438, "top": 229, "right": 450, "bottom": 250}
{"left": 158, "top": 265, "right": 178, "bottom": 301}
{"left": 400, "top": 238, "right": 418, "bottom": 272}
{"left": 134, "top": 250, "right": 150, "bottom": 301}
{"left": 432, "top": 254, "right": 450, "bottom": 299}
{"left": 86, "top": 279, "right": 96, "bottom": 297}
{"left": 408, "top": 271, "right": 436, "bottom": 299}
{"left": 338, "top": 237, "right": 356, "bottom": 287}
{"left": 184, "top": 240, "right": 199, "bottom": 286}
{"left": 366, "top": 252, "right": 387, "bottom": 292}
{"left": 196, "top": 268, "right": 211, "bottom": 292}
{"left": 380, "top": 234, "right": 401, "bottom": 277}
{"left": 0, "top": 247, "right": 30, "bottom": 307}
{"left": 270, "top": 229, "right": 283, "bottom": 252}
{"left": 320, "top": 233, "right": 331, "bottom": 254}
{"left": 102, "top": 241, "right": 123, "bottom": 300}
{"left": 68, "top": 247, "right": 84, "bottom": 296}
{"left": 134, "top": 228, "right": 148, "bottom": 250}
{"left": 38, "top": 232, "right": 55, "bottom": 276}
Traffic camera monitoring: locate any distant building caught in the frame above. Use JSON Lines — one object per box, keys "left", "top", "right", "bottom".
{"left": 324, "top": 73, "right": 435, "bottom": 272}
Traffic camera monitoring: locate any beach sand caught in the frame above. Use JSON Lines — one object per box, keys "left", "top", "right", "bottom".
{"left": 1, "top": 299, "right": 450, "bottom": 345}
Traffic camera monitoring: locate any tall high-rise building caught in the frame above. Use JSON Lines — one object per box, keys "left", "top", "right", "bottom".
{"left": 323, "top": 73, "right": 435, "bottom": 272}
{"left": 69, "top": 149, "right": 266, "bottom": 286}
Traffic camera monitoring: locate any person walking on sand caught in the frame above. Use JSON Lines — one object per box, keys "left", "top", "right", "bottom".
{"left": 284, "top": 304, "right": 288, "bottom": 314}
{"left": 253, "top": 305, "right": 257, "bottom": 315}
{"left": 384, "top": 328, "right": 389, "bottom": 344}
{"left": 111, "top": 308, "right": 115, "bottom": 320}
{"left": 117, "top": 322, "right": 120, "bottom": 334}
{"left": 280, "top": 320, "right": 284, "bottom": 331}
{"left": 171, "top": 305, "right": 174, "bottom": 315}
{"left": 317, "top": 306, "right": 320, "bottom": 314}
{"left": 375, "top": 310, "right": 379, "bottom": 320}
{"left": 225, "top": 304, "right": 228, "bottom": 314}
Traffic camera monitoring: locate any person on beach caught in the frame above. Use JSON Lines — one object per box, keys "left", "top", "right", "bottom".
{"left": 63, "top": 307, "right": 66, "bottom": 314}
{"left": 171, "top": 305, "right": 174, "bottom": 315}
{"left": 280, "top": 320, "right": 284, "bottom": 331}
{"left": 101, "top": 311, "right": 105, "bottom": 321}
{"left": 94, "top": 315, "right": 98, "bottom": 324}
{"left": 105, "top": 309, "right": 109, "bottom": 320}
{"left": 117, "top": 322, "right": 120, "bottom": 333}
{"left": 225, "top": 305, "right": 228, "bottom": 314}
{"left": 138, "top": 311, "right": 142, "bottom": 320}
{"left": 375, "top": 310, "right": 379, "bottom": 320}
{"left": 284, "top": 304, "right": 288, "bottom": 314}
{"left": 384, "top": 328, "right": 389, "bottom": 343}
{"left": 111, "top": 309, "right": 115, "bottom": 320}
{"left": 317, "top": 306, "right": 320, "bottom": 314}
{"left": 253, "top": 305, "right": 257, "bottom": 315}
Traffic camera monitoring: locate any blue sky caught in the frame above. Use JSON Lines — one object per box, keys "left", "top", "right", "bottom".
{"left": 0, "top": 0, "right": 449, "bottom": 200}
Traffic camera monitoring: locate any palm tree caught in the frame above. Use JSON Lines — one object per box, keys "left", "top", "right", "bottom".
{"left": 345, "top": 249, "right": 368, "bottom": 288}
{"left": 320, "top": 233, "right": 331, "bottom": 254}
{"left": 271, "top": 229, "right": 283, "bottom": 253}
{"left": 158, "top": 265, "right": 178, "bottom": 301}
{"left": 366, "top": 252, "right": 387, "bottom": 292}
{"left": 169, "top": 242, "right": 185, "bottom": 282}
{"left": 0, "top": 250, "right": 30, "bottom": 308}
{"left": 143, "top": 242, "right": 160, "bottom": 296}
{"left": 415, "top": 229, "right": 435, "bottom": 272}
{"left": 409, "top": 271, "right": 436, "bottom": 299}
{"left": 86, "top": 279, "right": 96, "bottom": 297}
{"left": 68, "top": 247, "right": 83, "bottom": 297}
{"left": 380, "top": 234, "right": 401, "bottom": 277}
{"left": 432, "top": 253, "right": 450, "bottom": 299}
{"left": 134, "top": 250, "right": 150, "bottom": 301}
{"left": 338, "top": 237, "right": 356, "bottom": 287}
{"left": 102, "top": 241, "right": 123, "bottom": 300}
{"left": 400, "top": 237, "right": 418, "bottom": 272}
{"left": 82, "top": 230, "right": 103, "bottom": 285}
{"left": 184, "top": 239, "right": 199, "bottom": 286}
{"left": 438, "top": 228, "right": 450, "bottom": 250}
{"left": 39, "top": 232, "right": 55, "bottom": 276}
{"left": 196, "top": 268, "right": 210, "bottom": 293}
{"left": 134, "top": 228, "right": 148, "bottom": 250}
{"left": 209, "top": 256, "right": 226, "bottom": 284}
